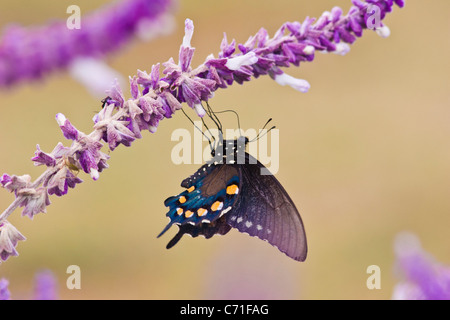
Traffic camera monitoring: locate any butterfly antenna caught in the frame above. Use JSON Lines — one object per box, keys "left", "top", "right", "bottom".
{"left": 205, "top": 101, "right": 223, "bottom": 134}
{"left": 249, "top": 118, "right": 276, "bottom": 143}
{"left": 181, "top": 107, "right": 215, "bottom": 151}
{"left": 201, "top": 117, "right": 216, "bottom": 153}
{"left": 214, "top": 109, "right": 243, "bottom": 138}
{"left": 204, "top": 101, "right": 225, "bottom": 148}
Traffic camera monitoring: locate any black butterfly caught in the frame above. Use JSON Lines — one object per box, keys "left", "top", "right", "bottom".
{"left": 158, "top": 135, "right": 307, "bottom": 262}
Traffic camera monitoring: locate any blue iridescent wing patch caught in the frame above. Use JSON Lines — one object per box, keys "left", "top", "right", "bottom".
{"left": 157, "top": 160, "right": 241, "bottom": 239}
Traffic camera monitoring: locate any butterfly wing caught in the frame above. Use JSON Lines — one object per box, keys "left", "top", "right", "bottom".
{"left": 165, "top": 216, "right": 231, "bottom": 249}
{"left": 158, "top": 160, "right": 242, "bottom": 247}
{"left": 226, "top": 153, "right": 307, "bottom": 261}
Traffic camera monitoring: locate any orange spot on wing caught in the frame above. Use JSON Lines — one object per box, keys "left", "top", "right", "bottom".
{"left": 226, "top": 184, "right": 239, "bottom": 195}
{"left": 187, "top": 186, "right": 195, "bottom": 193}
{"left": 185, "top": 210, "right": 194, "bottom": 218}
{"left": 176, "top": 208, "right": 183, "bottom": 215}
{"left": 211, "top": 201, "right": 223, "bottom": 211}
{"left": 179, "top": 196, "right": 186, "bottom": 204}
{"left": 197, "top": 208, "right": 208, "bottom": 217}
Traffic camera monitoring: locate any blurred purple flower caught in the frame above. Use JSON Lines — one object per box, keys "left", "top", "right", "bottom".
{"left": 0, "top": 0, "right": 174, "bottom": 88}
{"left": 0, "top": 270, "right": 58, "bottom": 300}
{"left": 33, "top": 270, "right": 58, "bottom": 300}
{"left": 0, "top": 279, "right": 10, "bottom": 300}
{"left": 392, "top": 232, "right": 450, "bottom": 300}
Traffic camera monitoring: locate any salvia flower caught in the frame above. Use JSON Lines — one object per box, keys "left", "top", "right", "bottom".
{"left": 0, "top": 174, "right": 31, "bottom": 196}
{"left": 45, "top": 166, "right": 83, "bottom": 197}
{"left": 392, "top": 232, "right": 450, "bottom": 300}
{"left": 31, "top": 143, "right": 70, "bottom": 167}
{"left": 0, "top": 0, "right": 404, "bottom": 264}
{"left": 17, "top": 186, "right": 51, "bottom": 219}
{"left": 93, "top": 103, "right": 137, "bottom": 150}
{"left": 0, "top": 221, "right": 26, "bottom": 263}
{"left": 56, "top": 114, "right": 80, "bottom": 141}
{"left": 0, "top": 0, "right": 174, "bottom": 88}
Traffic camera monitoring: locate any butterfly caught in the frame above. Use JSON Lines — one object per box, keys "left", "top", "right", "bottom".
{"left": 158, "top": 134, "right": 308, "bottom": 262}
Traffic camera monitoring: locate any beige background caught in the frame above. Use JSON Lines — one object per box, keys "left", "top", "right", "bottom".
{"left": 0, "top": 0, "right": 449, "bottom": 299}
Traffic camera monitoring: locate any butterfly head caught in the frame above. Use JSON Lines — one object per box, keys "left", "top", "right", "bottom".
{"left": 211, "top": 136, "right": 249, "bottom": 163}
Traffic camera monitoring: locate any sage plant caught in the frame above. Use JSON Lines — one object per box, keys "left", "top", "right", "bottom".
{"left": 0, "top": 0, "right": 405, "bottom": 263}
{"left": 0, "top": 0, "right": 174, "bottom": 88}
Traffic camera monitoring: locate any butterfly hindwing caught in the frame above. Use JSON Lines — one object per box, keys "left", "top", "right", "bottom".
{"left": 226, "top": 153, "right": 308, "bottom": 262}
{"left": 165, "top": 216, "right": 232, "bottom": 249}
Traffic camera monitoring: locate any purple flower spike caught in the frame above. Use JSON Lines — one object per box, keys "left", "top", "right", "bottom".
{"left": 0, "top": 0, "right": 174, "bottom": 88}
{"left": 392, "top": 232, "right": 450, "bottom": 300}
{"left": 0, "top": 221, "right": 26, "bottom": 263}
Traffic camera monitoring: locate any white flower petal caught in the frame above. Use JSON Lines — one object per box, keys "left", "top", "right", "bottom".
{"left": 225, "top": 52, "right": 258, "bottom": 70}
{"left": 274, "top": 73, "right": 310, "bottom": 93}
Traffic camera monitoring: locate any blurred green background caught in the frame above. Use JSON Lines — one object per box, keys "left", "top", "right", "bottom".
{"left": 0, "top": 0, "right": 449, "bottom": 299}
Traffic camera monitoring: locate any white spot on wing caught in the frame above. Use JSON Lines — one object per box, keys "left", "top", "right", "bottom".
{"left": 222, "top": 206, "right": 232, "bottom": 214}
{"left": 245, "top": 221, "right": 252, "bottom": 228}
